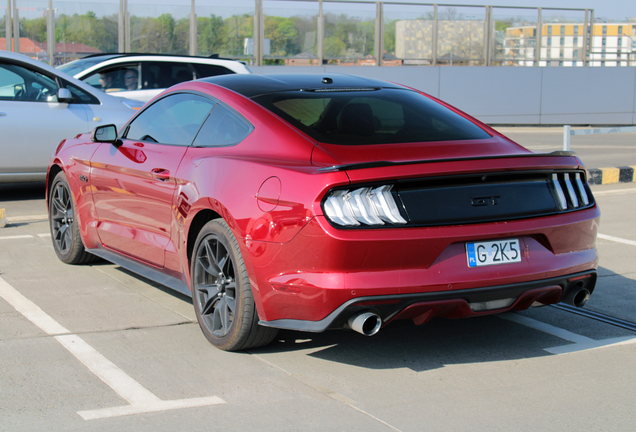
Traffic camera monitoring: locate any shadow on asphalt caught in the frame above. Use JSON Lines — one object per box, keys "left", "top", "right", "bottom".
{"left": 253, "top": 316, "right": 557, "bottom": 372}
{"left": 0, "top": 183, "right": 46, "bottom": 201}
{"left": 248, "top": 267, "right": 636, "bottom": 371}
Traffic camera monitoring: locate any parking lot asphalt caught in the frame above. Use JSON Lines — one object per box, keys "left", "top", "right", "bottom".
{"left": 1, "top": 128, "right": 635, "bottom": 431}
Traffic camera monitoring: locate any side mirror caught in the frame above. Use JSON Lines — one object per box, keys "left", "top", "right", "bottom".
{"left": 91, "top": 124, "right": 119, "bottom": 144}
{"left": 57, "top": 88, "right": 73, "bottom": 103}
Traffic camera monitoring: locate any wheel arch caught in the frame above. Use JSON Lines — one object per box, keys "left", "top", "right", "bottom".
{"left": 46, "top": 163, "right": 64, "bottom": 206}
{"left": 186, "top": 209, "right": 222, "bottom": 266}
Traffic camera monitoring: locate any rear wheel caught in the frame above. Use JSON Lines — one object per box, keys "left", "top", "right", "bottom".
{"left": 49, "top": 172, "right": 97, "bottom": 264}
{"left": 191, "top": 219, "right": 278, "bottom": 351}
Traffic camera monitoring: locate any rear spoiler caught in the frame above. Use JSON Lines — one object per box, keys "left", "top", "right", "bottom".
{"left": 317, "top": 151, "right": 576, "bottom": 172}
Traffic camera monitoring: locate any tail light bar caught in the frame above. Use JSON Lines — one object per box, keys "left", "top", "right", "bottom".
{"left": 551, "top": 172, "right": 590, "bottom": 210}
{"left": 323, "top": 185, "right": 407, "bottom": 227}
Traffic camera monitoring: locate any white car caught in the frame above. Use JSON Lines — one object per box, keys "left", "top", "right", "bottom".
{"left": 0, "top": 51, "right": 141, "bottom": 183}
{"left": 59, "top": 53, "right": 251, "bottom": 103}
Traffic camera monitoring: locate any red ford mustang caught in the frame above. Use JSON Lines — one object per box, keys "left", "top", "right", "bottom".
{"left": 47, "top": 74, "right": 599, "bottom": 351}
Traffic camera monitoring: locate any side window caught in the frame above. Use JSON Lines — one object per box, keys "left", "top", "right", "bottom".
{"left": 192, "top": 63, "right": 235, "bottom": 79}
{"left": 65, "top": 82, "right": 100, "bottom": 105}
{"left": 31, "top": 72, "right": 59, "bottom": 101}
{"left": 146, "top": 62, "right": 195, "bottom": 89}
{"left": 0, "top": 65, "right": 26, "bottom": 100}
{"left": 0, "top": 62, "right": 58, "bottom": 102}
{"left": 83, "top": 64, "right": 140, "bottom": 93}
{"left": 193, "top": 104, "right": 253, "bottom": 147}
{"left": 125, "top": 93, "right": 216, "bottom": 146}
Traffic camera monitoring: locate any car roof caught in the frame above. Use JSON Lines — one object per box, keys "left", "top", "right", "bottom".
{"left": 80, "top": 52, "right": 241, "bottom": 62}
{"left": 198, "top": 73, "right": 404, "bottom": 98}
{"left": 66, "top": 53, "right": 251, "bottom": 79}
{"left": 0, "top": 50, "right": 118, "bottom": 101}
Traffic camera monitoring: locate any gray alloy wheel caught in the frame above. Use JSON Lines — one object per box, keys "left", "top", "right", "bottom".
{"left": 49, "top": 172, "right": 96, "bottom": 264}
{"left": 191, "top": 219, "right": 278, "bottom": 351}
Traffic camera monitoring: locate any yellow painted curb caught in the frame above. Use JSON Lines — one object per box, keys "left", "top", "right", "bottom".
{"left": 600, "top": 167, "right": 620, "bottom": 185}
{"left": 0, "top": 208, "right": 6, "bottom": 228}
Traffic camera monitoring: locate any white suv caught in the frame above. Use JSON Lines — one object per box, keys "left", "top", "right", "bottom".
{"left": 58, "top": 54, "right": 251, "bottom": 103}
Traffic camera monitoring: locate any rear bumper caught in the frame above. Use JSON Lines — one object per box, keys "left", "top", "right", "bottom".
{"left": 259, "top": 270, "right": 597, "bottom": 332}
{"left": 246, "top": 204, "right": 599, "bottom": 323}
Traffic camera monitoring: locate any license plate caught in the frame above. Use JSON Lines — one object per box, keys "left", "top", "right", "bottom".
{"left": 466, "top": 239, "right": 522, "bottom": 268}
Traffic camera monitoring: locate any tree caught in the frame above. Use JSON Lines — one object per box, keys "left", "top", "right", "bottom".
{"left": 265, "top": 16, "right": 300, "bottom": 56}
{"left": 21, "top": 16, "right": 47, "bottom": 43}
{"left": 55, "top": 12, "right": 118, "bottom": 53}
{"left": 131, "top": 13, "right": 177, "bottom": 53}
{"left": 198, "top": 14, "right": 224, "bottom": 56}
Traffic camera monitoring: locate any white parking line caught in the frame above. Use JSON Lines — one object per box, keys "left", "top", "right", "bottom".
{"left": 500, "top": 313, "right": 592, "bottom": 344}
{"left": 593, "top": 188, "right": 636, "bottom": 196}
{"left": 0, "top": 276, "right": 71, "bottom": 335}
{"left": 597, "top": 233, "right": 636, "bottom": 246}
{"left": 0, "top": 276, "right": 225, "bottom": 420}
{"left": 0, "top": 233, "right": 49, "bottom": 240}
{"left": 0, "top": 235, "right": 34, "bottom": 240}
{"left": 500, "top": 313, "right": 636, "bottom": 355}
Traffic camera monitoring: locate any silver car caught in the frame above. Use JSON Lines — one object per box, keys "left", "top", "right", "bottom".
{"left": 0, "top": 51, "right": 141, "bottom": 183}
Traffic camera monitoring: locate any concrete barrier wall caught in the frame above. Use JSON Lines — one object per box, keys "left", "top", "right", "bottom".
{"left": 249, "top": 66, "right": 636, "bottom": 126}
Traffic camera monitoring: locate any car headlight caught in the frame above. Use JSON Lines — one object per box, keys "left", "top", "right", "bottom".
{"left": 323, "top": 185, "right": 407, "bottom": 227}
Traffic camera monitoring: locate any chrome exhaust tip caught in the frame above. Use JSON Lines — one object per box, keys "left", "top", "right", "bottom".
{"left": 348, "top": 311, "right": 382, "bottom": 336}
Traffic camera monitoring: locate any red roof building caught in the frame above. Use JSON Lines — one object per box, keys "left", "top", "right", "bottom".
{"left": 1, "top": 38, "right": 101, "bottom": 63}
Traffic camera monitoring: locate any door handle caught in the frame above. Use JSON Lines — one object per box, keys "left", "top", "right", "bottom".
{"left": 151, "top": 168, "right": 170, "bottom": 180}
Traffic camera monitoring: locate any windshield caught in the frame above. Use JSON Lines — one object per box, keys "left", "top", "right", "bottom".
{"left": 57, "top": 55, "right": 120, "bottom": 76}
{"left": 251, "top": 88, "right": 491, "bottom": 145}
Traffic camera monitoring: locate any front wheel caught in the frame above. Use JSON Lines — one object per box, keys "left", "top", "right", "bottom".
{"left": 49, "top": 172, "right": 97, "bottom": 264}
{"left": 191, "top": 219, "right": 278, "bottom": 351}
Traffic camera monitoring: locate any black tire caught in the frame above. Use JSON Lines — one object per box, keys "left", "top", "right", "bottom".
{"left": 49, "top": 172, "right": 97, "bottom": 265}
{"left": 191, "top": 219, "right": 278, "bottom": 351}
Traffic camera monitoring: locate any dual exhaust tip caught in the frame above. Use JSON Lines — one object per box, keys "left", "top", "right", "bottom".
{"left": 347, "top": 287, "right": 591, "bottom": 336}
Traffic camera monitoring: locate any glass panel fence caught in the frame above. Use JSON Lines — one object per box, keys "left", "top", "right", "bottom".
{"left": 128, "top": 0, "right": 190, "bottom": 54}
{"left": 435, "top": 5, "right": 486, "bottom": 66}
{"left": 195, "top": 0, "right": 254, "bottom": 62}
{"left": 541, "top": 9, "right": 588, "bottom": 67}
{"left": 54, "top": 1, "right": 119, "bottom": 65}
{"left": 263, "top": 0, "right": 319, "bottom": 65}
{"left": 323, "top": 1, "right": 376, "bottom": 65}
{"left": 3, "top": 1, "right": 601, "bottom": 67}
{"left": 1, "top": 5, "right": 7, "bottom": 49}
{"left": 14, "top": 0, "right": 49, "bottom": 62}
{"left": 492, "top": 7, "right": 539, "bottom": 66}
{"left": 384, "top": 3, "right": 435, "bottom": 66}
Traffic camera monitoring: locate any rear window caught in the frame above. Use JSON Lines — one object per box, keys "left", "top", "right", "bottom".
{"left": 251, "top": 88, "right": 491, "bottom": 145}
{"left": 192, "top": 63, "right": 235, "bottom": 79}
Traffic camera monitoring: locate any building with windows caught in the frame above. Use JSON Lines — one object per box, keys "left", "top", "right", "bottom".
{"left": 395, "top": 19, "right": 486, "bottom": 65}
{"left": 505, "top": 23, "right": 636, "bottom": 66}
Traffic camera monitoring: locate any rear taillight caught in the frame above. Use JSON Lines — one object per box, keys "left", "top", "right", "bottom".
{"left": 551, "top": 172, "right": 591, "bottom": 210}
{"left": 323, "top": 185, "right": 407, "bottom": 227}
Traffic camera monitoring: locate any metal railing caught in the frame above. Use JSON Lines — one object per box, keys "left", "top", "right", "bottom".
{"left": 1, "top": 0, "right": 613, "bottom": 67}
{"left": 563, "top": 125, "right": 636, "bottom": 151}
